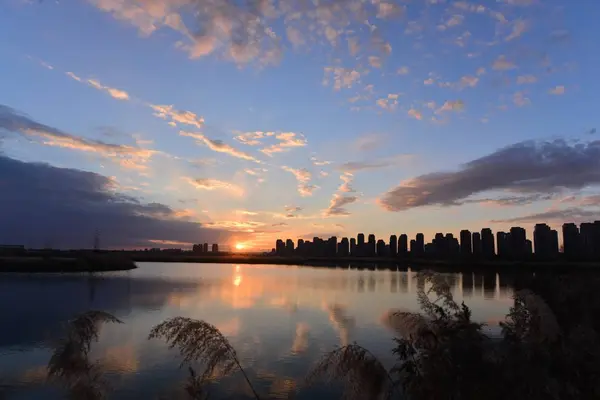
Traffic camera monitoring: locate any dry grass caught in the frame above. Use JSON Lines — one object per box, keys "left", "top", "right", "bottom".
{"left": 305, "top": 344, "right": 394, "bottom": 400}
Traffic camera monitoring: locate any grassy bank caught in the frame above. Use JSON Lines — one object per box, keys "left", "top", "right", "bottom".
{"left": 0, "top": 252, "right": 137, "bottom": 273}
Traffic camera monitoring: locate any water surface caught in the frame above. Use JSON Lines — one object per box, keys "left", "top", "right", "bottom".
{"left": 0, "top": 263, "right": 518, "bottom": 399}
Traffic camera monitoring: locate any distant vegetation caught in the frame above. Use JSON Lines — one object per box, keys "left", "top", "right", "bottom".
{"left": 41, "top": 271, "right": 600, "bottom": 399}
{"left": 0, "top": 252, "right": 136, "bottom": 273}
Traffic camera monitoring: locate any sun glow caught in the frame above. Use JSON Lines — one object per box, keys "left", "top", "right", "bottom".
{"left": 235, "top": 243, "right": 246, "bottom": 251}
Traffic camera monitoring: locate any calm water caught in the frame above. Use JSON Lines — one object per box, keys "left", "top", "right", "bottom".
{"left": 0, "top": 263, "right": 518, "bottom": 399}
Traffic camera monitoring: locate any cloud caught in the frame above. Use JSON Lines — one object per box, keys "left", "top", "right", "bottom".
{"left": 339, "top": 154, "right": 412, "bottom": 173}
{"left": 517, "top": 75, "right": 537, "bottom": 84}
{"left": 204, "top": 220, "right": 265, "bottom": 232}
{"left": 437, "top": 100, "right": 465, "bottom": 113}
{"left": 180, "top": 131, "right": 261, "bottom": 163}
{"left": 234, "top": 131, "right": 274, "bottom": 146}
{"left": 183, "top": 177, "right": 243, "bottom": 195}
{"left": 150, "top": 104, "right": 204, "bottom": 129}
{"left": 324, "top": 194, "right": 358, "bottom": 216}
{"left": 260, "top": 132, "right": 307, "bottom": 156}
{"left": 446, "top": 14, "right": 464, "bottom": 27}
{"left": 379, "top": 139, "right": 600, "bottom": 212}
{"left": 0, "top": 105, "right": 156, "bottom": 170}
{"left": 353, "top": 133, "right": 386, "bottom": 152}
{"left": 65, "top": 72, "right": 129, "bottom": 100}
{"left": 491, "top": 208, "right": 600, "bottom": 225}
{"left": 397, "top": 66, "right": 410, "bottom": 75}
{"left": 492, "top": 56, "right": 517, "bottom": 70}
{"left": 513, "top": 91, "right": 531, "bottom": 107}
{"left": 505, "top": 19, "right": 527, "bottom": 41}
{"left": 325, "top": 304, "right": 355, "bottom": 346}
{"left": 310, "top": 156, "right": 331, "bottom": 166}
{"left": 549, "top": 86, "right": 566, "bottom": 95}
{"left": 87, "top": 79, "right": 130, "bottom": 100}
{"left": 368, "top": 56, "right": 382, "bottom": 68}
{"left": 459, "top": 75, "right": 479, "bottom": 88}
{"left": 323, "top": 67, "right": 361, "bottom": 90}
{"left": 0, "top": 154, "right": 234, "bottom": 249}
{"left": 408, "top": 109, "right": 423, "bottom": 120}
{"left": 281, "top": 166, "right": 318, "bottom": 197}
{"left": 339, "top": 172, "right": 355, "bottom": 193}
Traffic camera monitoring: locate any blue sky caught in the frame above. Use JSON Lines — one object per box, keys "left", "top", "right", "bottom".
{"left": 1, "top": 0, "right": 599, "bottom": 250}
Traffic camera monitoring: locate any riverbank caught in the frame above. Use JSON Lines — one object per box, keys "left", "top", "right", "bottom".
{"left": 0, "top": 252, "right": 137, "bottom": 273}
{"left": 129, "top": 253, "right": 600, "bottom": 272}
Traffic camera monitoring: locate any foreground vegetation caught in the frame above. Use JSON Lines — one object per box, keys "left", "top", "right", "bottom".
{"left": 45, "top": 271, "right": 600, "bottom": 399}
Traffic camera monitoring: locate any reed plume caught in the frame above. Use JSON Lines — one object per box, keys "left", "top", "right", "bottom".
{"left": 148, "top": 317, "right": 260, "bottom": 400}
{"left": 305, "top": 344, "right": 394, "bottom": 400}
{"left": 47, "top": 311, "right": 122, "bottom": 400}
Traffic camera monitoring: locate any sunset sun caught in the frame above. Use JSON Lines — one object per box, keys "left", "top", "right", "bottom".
{"left": 235, "top": 243, "right": 246, "bottom": 251}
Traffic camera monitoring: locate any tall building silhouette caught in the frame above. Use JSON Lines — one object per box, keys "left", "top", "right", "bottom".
{"left": 203, "top": 243, "right": 209, "bottom": 253}
{"left": 350, "top": 238, "right": 357, "bottom": 256}
{"left": 415, "top": 233, "right": 425, "bottom": 256}
{"left": 357, "top": 233, "right": 365, "bottom": 256}
{"left": 460, "top": 230, "right": 472, "bottom": 256}
{"left": 376, "top": 239, "right": 386, "bottom": 257}
{"left": 389, "top": 235, "right": 397, "bottom": 257}
{"left": 509, "top": 227, "right": 527, "bottom": 259}
{"left": 562, "top": 223, "right": 580, "bottom": 259}
{"left": 534, "top": 223, "right": 553, "bottom": 258}
{"left": 285, "top": 239, "right": 294, "bottom": 255}
{"left": 398, "top": 234, "right": 408, "bottom": 255}
{"left": 327, "top": 237, "right": 337, "bottom": 256}
{"left": 481, "top": 228, "right": 495, "bottom": 258}
{"left": 338, "top": 237, "right": 349, "bottom": 256}
{"left": 550, "top": 230, "right": 559, "bottom": 256}
{"left": 472, "top": 232, "right": 482, "bottom": 257}
{"left": 410, "top": 239, "right": 417, "bottom": 254}
{"left": 212, "top": 244, "right": 219, "bottom": 253}
{"left": 367, "top": 234, "right": 376, "bottom": 256}
{"left": 496, "top": 232, "right": 509, "bottom": 258}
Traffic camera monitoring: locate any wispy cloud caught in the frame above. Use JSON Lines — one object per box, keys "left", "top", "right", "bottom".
{"left": 282, "top": 166, "right": 318, "bottom": 197}
{"left": 183, "top": 177, "right": 243, "bottom": 196}
{"left": 339, "top": 154, "right": 412, "bottom": 173}
{"left": 260, "top": 132, "right": 307, "bottom": 156}
{"left": 0, "top": 105, "right": 155, "bottom": 170}
{"left": 549, "top": 85, "right": 566, "bottom": 95}
{"left": 234, "top": 131, "right": 274, "bottom": 146}
{"left": 180, "top": 131, "right": 261, "bottom": 163}
{"left": 150, "top": 104, "right": 204, "bottom": 128}
{"left": 65, "top": 72, "right": 130, "bottom": 100}
{"left": 492, "top": 55, "right": 517, "bottom": 70}
{"left": 517, "top": 75, "right": 537, "bottom": 84}
{"left": 323, "top": 67, "right": 361, "bottom": 90}
{"left": 324, "top": 193, "right": 358, "bottom": 216}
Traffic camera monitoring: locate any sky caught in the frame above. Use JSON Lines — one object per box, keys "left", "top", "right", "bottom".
{"left": 1, "top": 0, "right": 599, "bottom": 251}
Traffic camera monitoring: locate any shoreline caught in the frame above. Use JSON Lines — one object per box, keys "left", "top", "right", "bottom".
{"left": 129, "top": 253, "right": 600, "bottom": 272}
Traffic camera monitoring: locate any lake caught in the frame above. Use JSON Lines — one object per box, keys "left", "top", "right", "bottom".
{"left": 0, "top": 262, "right": 519, "bottom": 399}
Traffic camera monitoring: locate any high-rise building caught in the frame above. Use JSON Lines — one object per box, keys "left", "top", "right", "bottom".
{"left": 481, "top": 228, "right": 495, "bottom": 258}
{"left": 460, "top": 230, "right": 472, "bottom": 256}
{"left": 376, "top": 239, "right": 386, "bottom": 257}
{"left": 193, "top": 244, "right": 203, "bottom": 253}
{"left": 350, "top": 238, "right": 357, "bottom": 256}
{"left": 562, "top": 223, "right": 580, "bottom": 259}
{"left": 338, "top": 237, "right": 349, "bottom": 257}
{"left": 203, "top": 243, "right": 209, "bottom": 253}
{"left": 275, "top": 239, "right": 284, "bottom": 256}
{"left": 534, "top": 223, "right": 552, "bottom": 259}
{"left": 472, "top": 232, "right": 482, "bottom": 257}
{"left": 285, "top": 239, "right": 295, "bottom": 255}
{"left": 509, "top": 227, "right": 527, "bottom": 259}
{"left": 415, "top": 233, "right": 425, "bottom": 256}
{"left": 410, "top": 239, "right": 416, "bottom": 254}
{"left": 550, "top": 230, "right": 559, "bottom": 256}
{"left": 580, "top": 223, "right": 595, "bottom": 258}
{"left": 526, "top": 240, "right": 533, "bottom": 256}
{"left": 297, "top": 239, "right": 305, "bottom": 255}
{"left": 497, "top": 232, "right": 509, "bottom": 258}
{"left": 212, "top": 244, "right": 219, "bottom": 253}
{"left": 368, "top": 234, "right": 376, "bottom": 257}
{"left": 398, "top": 234, "right": 408, "bottom": 255}
{"left": 389, "top": 235, "right": 398, "bottom": 257}
{"left": 357, "top": 233, "right": 365, "bottom": 257}
{"left": 328, "top": 236, "right": 337, "bottom": 256}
